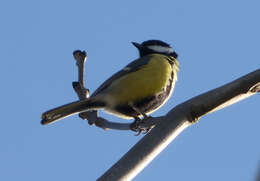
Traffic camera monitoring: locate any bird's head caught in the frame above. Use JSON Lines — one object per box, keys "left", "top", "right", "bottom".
{"left": 132, "top": 40, "right": 178, "bottom": 59}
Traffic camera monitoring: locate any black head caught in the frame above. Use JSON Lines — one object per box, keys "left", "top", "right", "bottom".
{"left": 132, "top": 40, "right": 178, "bottom": 58}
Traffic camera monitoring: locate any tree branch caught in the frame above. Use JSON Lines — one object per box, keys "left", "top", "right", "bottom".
{"left": 72, "top": 50, "right": 134, "bottom": 130}
{"left": 97, "top": 69, "right": 260, "bottom": 181}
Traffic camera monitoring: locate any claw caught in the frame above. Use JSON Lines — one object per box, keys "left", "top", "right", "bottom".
{"left": 130, "top": 117, "right": 153, "bottom": 136}
{"left": 143, "top": 127, "right": 152, "bottom": 134}
{"left": 135, "top": 129, "right": 143, "bottom": 136}
{"left": 130, "top": 118, "right": 142, "bottom": 135}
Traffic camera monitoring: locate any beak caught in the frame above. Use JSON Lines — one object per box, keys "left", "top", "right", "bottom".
{"left": 132, "top": 42, "right": 142, "bottom": 50}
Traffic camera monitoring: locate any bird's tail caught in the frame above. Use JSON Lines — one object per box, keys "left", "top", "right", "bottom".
{"left": 41, "top": 98, "right": 105, "bottom": 125}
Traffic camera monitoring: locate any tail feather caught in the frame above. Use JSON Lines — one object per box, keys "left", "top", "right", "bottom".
{"left": 41, "top": 98, "right": 105, "bottom": 125}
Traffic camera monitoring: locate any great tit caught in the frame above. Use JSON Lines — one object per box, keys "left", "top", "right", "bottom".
{"left": 41, "top": 40, "right": 179, "bottom": 127}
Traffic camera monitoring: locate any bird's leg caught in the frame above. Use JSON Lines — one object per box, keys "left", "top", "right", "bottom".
{"left": 131, "top": 117, "right": 145, "bottom": 136}
{"left": 129, "top": 103, "right": 154, "bottom": 135}
{"left": 129, "top": 102, "right": 149, "bottom": 118}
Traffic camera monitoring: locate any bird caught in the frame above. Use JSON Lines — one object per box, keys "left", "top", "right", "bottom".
{"left": 41, "top": 40, "right": 179, "bottom": 131}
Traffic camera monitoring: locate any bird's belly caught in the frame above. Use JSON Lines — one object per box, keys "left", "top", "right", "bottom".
{"left": 103, "top": 58, "right": 175, "bottom": 118}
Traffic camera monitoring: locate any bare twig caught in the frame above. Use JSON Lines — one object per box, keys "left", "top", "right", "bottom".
{"left": 97, "top": 69, "right": 260, "bottom": 181}
{"left": 72, "top": 50, "right": 89, "bottom": 99}
{"left": 72, "top": 50, "right": 136, "bottom": 130}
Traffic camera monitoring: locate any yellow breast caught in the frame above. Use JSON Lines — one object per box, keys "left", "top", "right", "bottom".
{"left": 106, "top": 54, "right": 175, "bottom": 106}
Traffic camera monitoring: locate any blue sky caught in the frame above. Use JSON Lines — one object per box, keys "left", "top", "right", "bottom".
{"left": 1, "top": 0, "right": 259, "bottom": 180}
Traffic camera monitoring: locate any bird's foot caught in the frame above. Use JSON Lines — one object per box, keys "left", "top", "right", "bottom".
{"left": 130, "top": 117, "right": 153, "bottom": 136}
{"left": 128, "top": 103, "right": 155, "bottom": 135}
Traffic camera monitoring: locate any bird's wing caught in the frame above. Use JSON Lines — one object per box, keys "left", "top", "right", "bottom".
{"left": 91, "top": 56, "right": 151, "bottom": 97}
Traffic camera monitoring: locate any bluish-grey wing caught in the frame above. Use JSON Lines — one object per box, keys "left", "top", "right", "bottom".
{"left": 91, "top": 56, "right": 151, "bottom": 97}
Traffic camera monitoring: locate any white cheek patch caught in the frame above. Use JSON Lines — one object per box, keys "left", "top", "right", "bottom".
{"left": 147, "top": 45, "right": 174, "bottom": 54}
